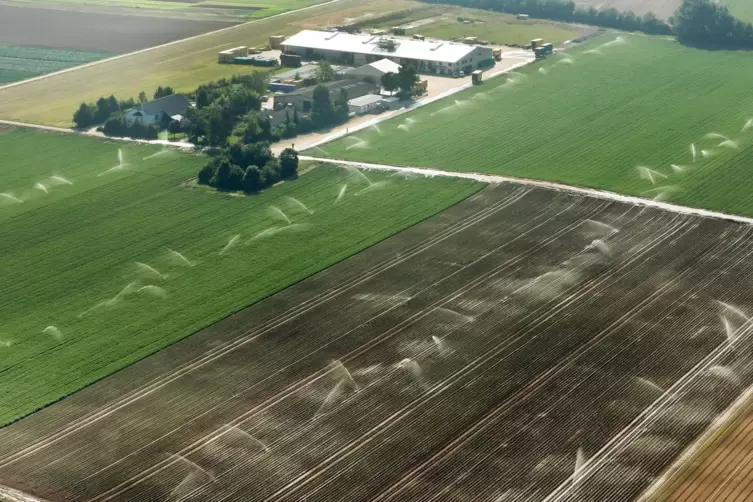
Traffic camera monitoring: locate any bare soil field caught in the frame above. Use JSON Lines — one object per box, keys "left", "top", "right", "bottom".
{"left": 574, "top": 0, "right": 680, "bottom": 18}
{"left": 0, "top": 3, "right": 234, "bottom": 53}
{"left": 0, "top": 184, "right": 751, "bottom": 502}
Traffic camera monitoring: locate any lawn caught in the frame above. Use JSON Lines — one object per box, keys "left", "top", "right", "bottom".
{"left": 400, "top": 8, "right": 588, "bottom": 46}
{"left": 0, "top": 44, "right": 110, "bottom": 84}
{"left": 314, "top": 34, "right": 753, "bottom": 218}
{"left": 0, "top": 0, "right": 417, "bottom": 126}
{"left": 0, "top": 127, "right": 481, "bottom": 425}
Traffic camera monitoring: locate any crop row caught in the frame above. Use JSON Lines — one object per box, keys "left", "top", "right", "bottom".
{"left": 2, "top": 185, "right": 751, "bottom": 502}
{"left": 317, "top": 35, "right": 753, "bottom": 219}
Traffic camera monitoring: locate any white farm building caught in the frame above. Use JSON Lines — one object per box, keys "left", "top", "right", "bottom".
{"left": 281, "top": 30, "right": 494, "bottom": 76}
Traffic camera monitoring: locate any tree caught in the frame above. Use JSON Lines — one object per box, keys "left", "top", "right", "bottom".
{"left": 316, "top": 61, "right": 335, "bottom": 83}
{"left": 261, "top": 159, "right": 281, "bottom": 186}
{"left": 226, "top": 87, "right": 261, "bottom": 118}
{"left": 381, "top": 72, "right": 400, "bottom": 95}
{"left": 154, "top": 86, "right": 175, "bottom": 99}
{"left": 215, "top": 158, "right": 233, "bottom": 188}
{"left": 198, "top": 164, "right": 217, "bottom": 185}
{"left": 242, "top": 165, "right": 264, "bottom": 192}
{"left": 167, "top": 119, "right": 182, "bottom": 139}
{"left": 107, "top": 95, "right": 119, "bottom": 115}
{"left": 138, "top": 91, "right": 148, "bottom": 103}
{"left": 73, "top": 103, "right": 95, "bottom": 128}
{"left": 243, "top": 142, "right": 273, "bottom": 168}
{"left": 311, "top": 85, "right": 335, "bottom": 127}
{"left": 228, "top": 165, "right": 245, "bottom": 190}
{"left": 196, "top": 88, "right": 210, "bottom": 109}
{"left": 279, "top": 148, "right": 299, "bottom": 179}
{"left": 203, "top": 104, "right": 234, "bottom": 147}
{"left": 397, "top": 65, "right": 420, "bottom": 98}
{"left": 334, "top": 88, "right": 349, "bottom": 123}
{"left": 95, "top": 97, "right": 112, "bottom": 123}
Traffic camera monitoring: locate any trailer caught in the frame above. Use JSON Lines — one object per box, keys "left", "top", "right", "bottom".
{"left": 472, "top": 70, "right": 483, "bottom": 85}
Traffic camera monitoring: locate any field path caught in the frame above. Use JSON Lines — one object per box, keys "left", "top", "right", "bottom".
{"left": 0, "top": 0, "right": 341, "bottom": 93}
{"left": 302, "top": 156, "right": 753, "bottom": 226}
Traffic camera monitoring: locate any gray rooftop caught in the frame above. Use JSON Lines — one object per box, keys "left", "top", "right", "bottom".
{"left": 140, "top": 94, "right": 191, "bottom": 117}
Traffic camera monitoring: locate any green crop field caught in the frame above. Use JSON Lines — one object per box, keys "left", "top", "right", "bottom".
{"left": 0, "top": 45, "right": 110, "bottom": 84}
{"left": 315, "top": 34, "right": 753, "bottom": 218}
{"left": 0, "top": 127, "right": 480, "bottom": 425}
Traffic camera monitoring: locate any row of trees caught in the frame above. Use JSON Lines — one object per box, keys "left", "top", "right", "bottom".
{"left": 421, "top": 0, "right": 671, "bottom": 35}
{"left": 198, "top": 147, "right": 299, "bottom": 192}
{"left": 672, "top": 0, "right": 753, "bottom": 48}
{"left": 73, "top": 95, "right": 136, "bottom": 128}
{"left": 72, "top": 87, "right": 178, "bottom": 129}
{"left": 422, "top": 0, "right": 753, "bottom": 47}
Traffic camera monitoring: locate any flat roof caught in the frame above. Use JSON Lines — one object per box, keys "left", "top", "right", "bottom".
{"left": 368, "top": 58, "right": 401, "bottom": 74}
{"left": 348, "top": 94, "right": 383, "bottom": 106}
{"left": 283, "top": 30, "right": 480, "bottom": 64}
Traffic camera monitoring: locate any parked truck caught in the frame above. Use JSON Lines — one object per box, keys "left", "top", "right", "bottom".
{"left": 472, "top": 70, "right": 483, "bottom": 85}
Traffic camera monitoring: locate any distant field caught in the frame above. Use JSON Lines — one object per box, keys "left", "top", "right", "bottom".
{"left": 0, "top": 44, "right": 110, "bottom": 84}
{"left": 0, "top": 3, "right": 235, "bottom": 54}
{"left": 400, "top": 9, "right": 587, "bottom": 46}
{"left": 0, "top": 0, "right": 417, "bottom": 126}
{"left": 573, "top": 0, "right": 679, "bottom": 18}
{"left": 315, "top": 35, "right": 753, "bottom": 218}
{"left": 0, "top": 127, "right": 481, "bottom": 425}
{"left": 6, "top": 0, "right": 328, "bottom": 20}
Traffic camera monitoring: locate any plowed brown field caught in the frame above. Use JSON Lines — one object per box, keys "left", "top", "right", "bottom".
{"left": 1, "top": 184, "right": 753, "bottom": 502}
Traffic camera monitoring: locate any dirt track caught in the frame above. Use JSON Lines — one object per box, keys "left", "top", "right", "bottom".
{"left": 0, "top": 185, "right": 753, "bottom": 501}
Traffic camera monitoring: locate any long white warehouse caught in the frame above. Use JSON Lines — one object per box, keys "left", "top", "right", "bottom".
{"left": 281, "top": 30, "right": 494, "bottom": 76}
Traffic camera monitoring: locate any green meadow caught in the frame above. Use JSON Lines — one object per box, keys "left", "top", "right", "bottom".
{"left": 0, "top": 127, "right": 481, "bottom": 424}
{"left": 316, "top": 35, "right": 753, "bottom": 217}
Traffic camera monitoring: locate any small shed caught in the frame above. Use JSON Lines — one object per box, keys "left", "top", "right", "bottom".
{"left": 348, "top": 94, "right": 384, "bottom": 114}
{"left": 380, "top": 96, "right": 401, "bottom": 110}
{"left": 346, "top": 58, "right": 401, "bottom": 82}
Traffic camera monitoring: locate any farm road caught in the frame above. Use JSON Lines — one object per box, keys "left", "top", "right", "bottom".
{"left": 302, "top": 156, "right": 753, "bottom": 227}
{"left": 0, "top": 185, "right": 753, "bottom": 501}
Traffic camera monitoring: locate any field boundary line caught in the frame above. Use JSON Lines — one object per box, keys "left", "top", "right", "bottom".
{"left": 638, "top": 381, "right": 753, "bottom": 502}
{"left": 0, "top": 0, "right": 341, "bottom": 93}
{"left": 263, "top": 214, "right": 704, "bottom": 502}
{"left": 0, "top": 186, "right": 522, "bottom": 470}
{"left": 302, "top": 157, "right": 753, "bottom": 227}
{"left": 541, "top": 303, "right": 753, "bottom": 502}
{"left": 290, "top": 216, "right": 697, "bottom": 502}
{"left": 87, "top": 196, "right": 591, "bottom": 502}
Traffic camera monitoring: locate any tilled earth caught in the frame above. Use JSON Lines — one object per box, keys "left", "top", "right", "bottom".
{"left": 0, "top": 184, "right": 751, "bottom": 502}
